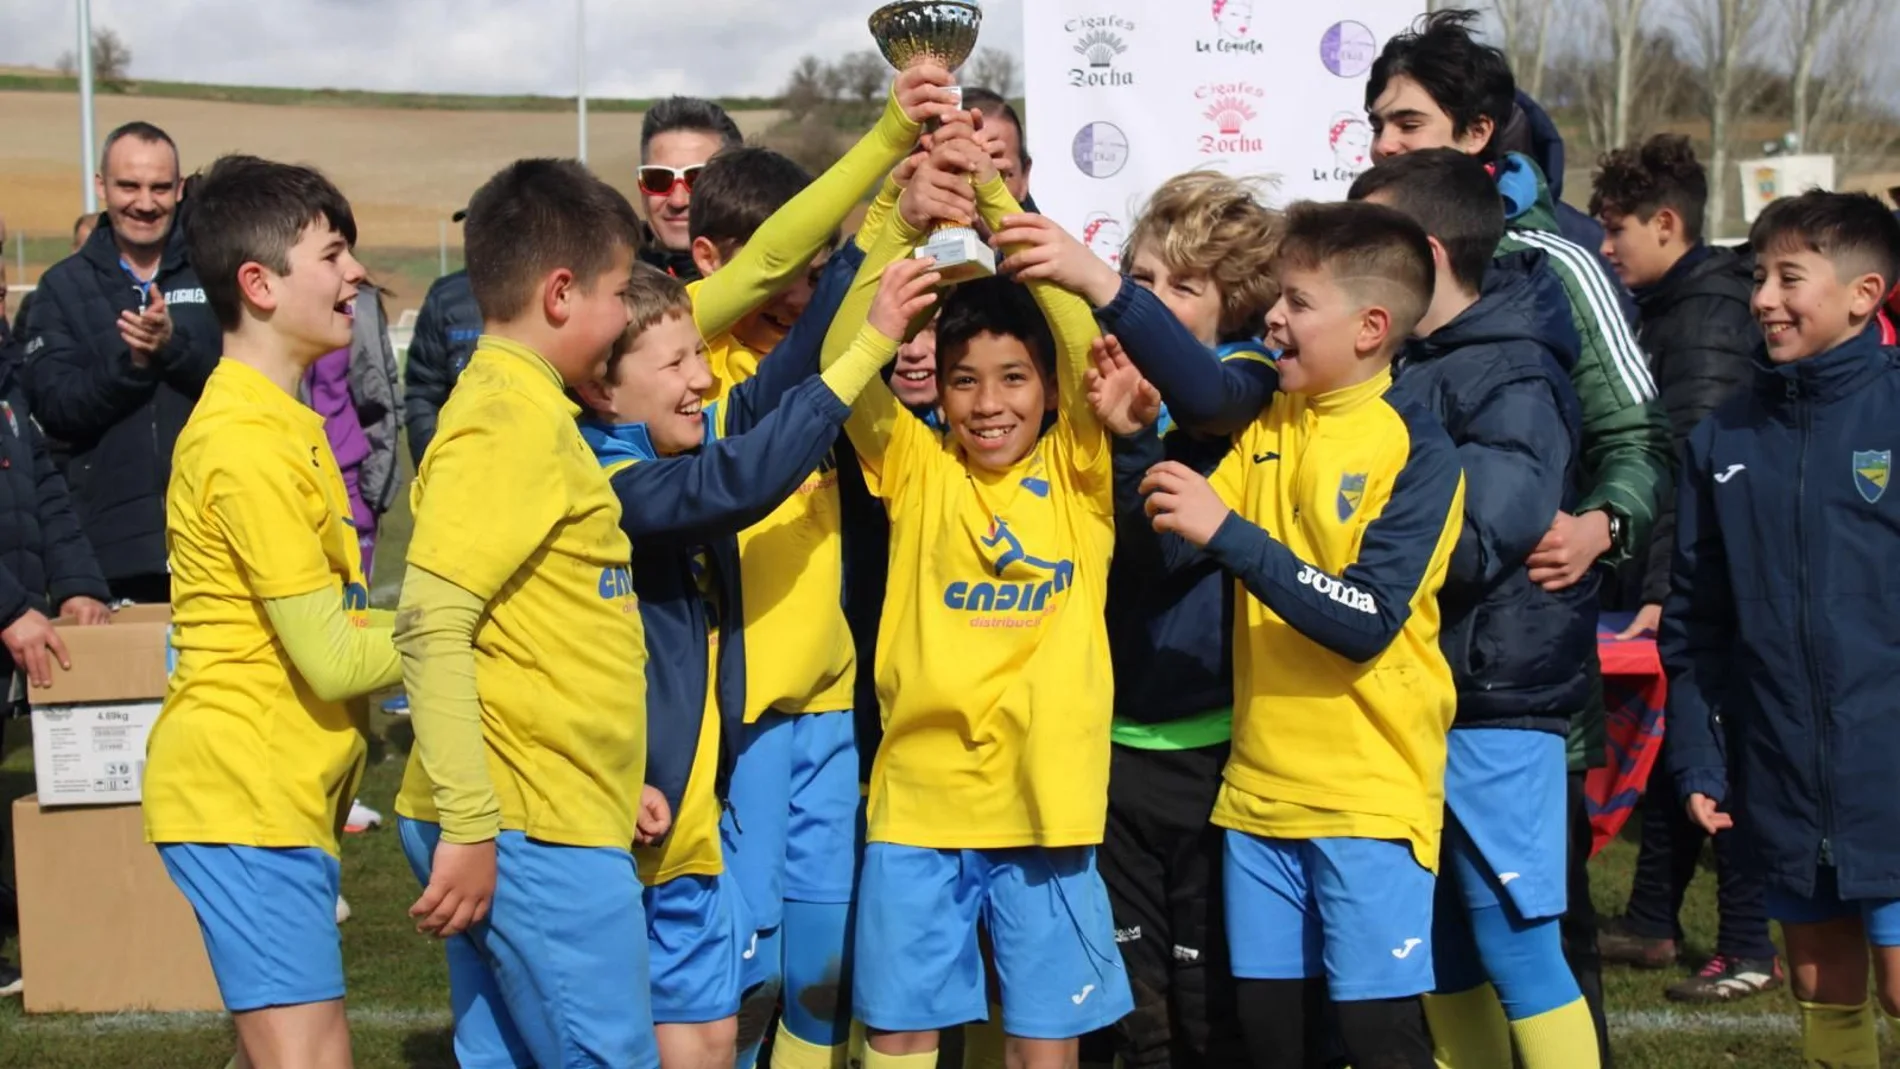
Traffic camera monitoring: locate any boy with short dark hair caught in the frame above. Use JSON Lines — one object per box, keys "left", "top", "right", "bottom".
{"left": 823, "top": 130, "right": 1135, "bottom": 1069}
{"left": 1589, "top": 134, "right": 1779, "bottom": 1002}
{"left": 1352, "top": 148, "right": 1603, "bottom": 1069}
{"left": 679, "top": 69, "right": 956, "bottom": 1067}
{"left": 1665, "top": 190, "right": 1900, "bottom": 1069}
{"left": 390, "top": 157, "right": 654, "bottom": 1069}
{"left": 145, "top": 154, "right": 399, "bottom": 1065}
{"left": 1132, "top": 199, "right": 1463, "bottom": 1069}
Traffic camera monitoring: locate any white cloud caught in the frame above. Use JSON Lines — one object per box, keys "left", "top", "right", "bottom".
{"left": 0, "top": 0, "right": 1025, "bottom": 99}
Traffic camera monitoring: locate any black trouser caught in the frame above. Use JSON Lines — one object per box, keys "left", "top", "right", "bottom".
{"left": 107, "top": 574, "right": 170, "bottom": 605}
{"left": 1099, "top": 741, "right": 1247, "bottom": 1068}
{"left": 1563, "top": 770, "right": 1613, "bottom": 1068}
{"left": 1623, "top": 735, "right": 1775, "bottom": 960}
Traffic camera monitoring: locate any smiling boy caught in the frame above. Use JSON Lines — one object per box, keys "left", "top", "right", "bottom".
{"left": 1664, "top": 191, "right": 1900, "bottom": 1069}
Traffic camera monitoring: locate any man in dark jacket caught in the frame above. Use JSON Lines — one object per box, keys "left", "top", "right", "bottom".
{"left": 638, "top": 97, "right": 744, "bottom": 280}
{"left": 400, "top": 264, "right": 481, "bottom": 466}
{"left": 20, "top": 121, "right": 219, "bottom": 604}
{"left": 1587, "top": 135, "right": 1780, "bottom": 1002}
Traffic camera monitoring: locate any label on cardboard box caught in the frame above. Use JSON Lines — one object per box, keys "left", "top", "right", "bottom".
{"left": 31, "top": 701, "right": 162, "bottom": 805}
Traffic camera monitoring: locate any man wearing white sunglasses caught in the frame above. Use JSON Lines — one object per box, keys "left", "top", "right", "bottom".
{"left": 639, "top": 97, "right": 744, "bottom": 281}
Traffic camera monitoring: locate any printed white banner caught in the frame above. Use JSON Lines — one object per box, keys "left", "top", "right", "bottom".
{"left": 1022, "top": 0, "right": 1423, "bottom": 266}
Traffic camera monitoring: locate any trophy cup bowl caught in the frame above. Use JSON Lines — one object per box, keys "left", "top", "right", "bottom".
{"left": 869, "top": 0, "right": 996, "bottom": 284}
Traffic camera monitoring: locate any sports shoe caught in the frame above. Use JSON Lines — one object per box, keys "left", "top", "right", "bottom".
{"left": 1596, "top": 916, "right": 1679, "bottom": 969}
{"left": 381, "top": 694, "right": 410, "bottom": 716}
{"left": 335, "top": 894, "right": 352, "bottom": 926}
{"left": 0, "top": 957, "right": 22, "bottom": 997}
{"left": 1666, "top": 955, "right": 1783, "bottom": 1002}
{"left": 344, "top": 799, "right": 382, "bottom": 834}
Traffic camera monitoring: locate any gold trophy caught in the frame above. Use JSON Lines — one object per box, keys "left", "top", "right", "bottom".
{"left": 869, "top": 0, "right": 996, "bottom": 283}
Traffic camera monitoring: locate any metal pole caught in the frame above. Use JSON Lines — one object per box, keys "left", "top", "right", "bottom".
{"left": 438, "top": 219, "right": 448, "bottom": 277}
{"left": 78, "top": 0, "right": 98, "bottom": 213}
{"left": 576, "top": 0, "right": 588, "bottom": 164}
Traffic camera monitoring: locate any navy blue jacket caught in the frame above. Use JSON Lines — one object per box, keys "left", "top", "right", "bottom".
{"left": 20, "top": 220, "right": 221, "bottom": 582}
{"left": 587, "top": 243, "right": 861, "bottom": 822}
{"left": 1392, "top": 254, "right": 1595, "bottom": 732}
{"left": 1095, "top": 278, "right": 1279, "bottom": 438}
{"left": 0, "top": 342, "right": 108, "bottom": 638}
{"left": 1662, "top": 327, "right": 1900, "bottom": 899}
{"left": 403, "top": 270, "right": 482, "bottom": 466}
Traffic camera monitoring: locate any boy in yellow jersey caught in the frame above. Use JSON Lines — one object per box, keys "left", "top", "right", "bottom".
{"left": 1131, "top": 201, "right": 1464, "bottom": 1069}
{"left": 389, "top": 159, "right": 650, "bottom": 1069}
{"left": 679, "top": 67, "right": 958, "bottom": 1068}
{"left": 145, "top": 155, "right": 400, "bottom": 1067}
{"left": 817, "top": 128, "right": 1134, "bottom": 1069}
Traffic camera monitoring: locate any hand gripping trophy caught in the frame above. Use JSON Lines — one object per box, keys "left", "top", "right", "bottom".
{"left": 869, "top": 0, "right": 997, "bottom": 283}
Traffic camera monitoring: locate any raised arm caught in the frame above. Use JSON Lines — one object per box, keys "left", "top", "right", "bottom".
{"left": 1097, "top": 280, "right": 1276, "bottom": 436}
{"left": 693, "top": 68, "right": 952, "bottom": 340}
{"left": 722, "top": 241, "right": 866, "bottom": 436}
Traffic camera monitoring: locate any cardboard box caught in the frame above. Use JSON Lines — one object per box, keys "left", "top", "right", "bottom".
{"left": 29, "top": 604, "right": 172, "bottom": 806}
{"left": 13, "top": 794, "right": 223, "bottom": 1013}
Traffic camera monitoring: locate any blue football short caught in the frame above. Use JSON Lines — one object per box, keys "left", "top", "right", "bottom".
{"left": 854, "top": 843, "right": 1134, "bottom": 1039}
{"left": 645, "top": 871, "right": 752, "bottom": 1023}
{"left": 1442, "top": 728, "right": 1569, "bottom": 921}
{"left": 1222, "top": 832, "right": 1437, "bottom": 1000}
{"left": 1767, "top": 868, "right": 1900, "bottom": 946}
{"left": 157, "top": 843, "right": 343, "bottom": 1013}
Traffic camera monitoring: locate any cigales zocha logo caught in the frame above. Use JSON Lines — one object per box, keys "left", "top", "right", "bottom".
{"left": 1071, "top": 121, "right": 1131, "bottom": 179}
{"left": 1081, "top": 213, "right": 1127, "bottom": 270}
{"left": 1197, "top": 82, "right": 1266, "bottom": 155}
{"left": 1197, "top": 0, "right": 1263, "bottom": 54}
{"left": 1068, "top": 15, "right": 1135, "bottom": 88}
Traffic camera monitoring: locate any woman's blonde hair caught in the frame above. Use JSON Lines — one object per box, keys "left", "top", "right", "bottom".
{"left": 1124, "top": 171, "right": 1286, "bottom": 341}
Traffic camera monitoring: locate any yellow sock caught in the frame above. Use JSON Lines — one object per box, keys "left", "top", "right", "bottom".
{"left": 961, "top": 1012, "right": 1007, "bottom": 1069}
{"left": 1420, "top": 985, "right": 1511, "bottom": 1069}
{"left": 863, "top": 1049, "right": 939, "bottom": 1069}
{"left": 1509, "top": 997, "right": 1600, "bottom": 1069}
{"left": 772, "top": 1022, "right": 847, "bottom": 1069}
{"left": 1798, "top": 1000, "right": 1879, "bottom": 1068}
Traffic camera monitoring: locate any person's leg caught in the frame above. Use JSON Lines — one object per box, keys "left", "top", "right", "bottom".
{"left": 779, "top": 711, "right": 864, "bottom": 1065}
{"left": 476, "top": 833, "right": 659, "bottom": 1069}
{"left": 1422, "top": 847, "right": 1511, "bottom": 1069}
{"left": 1305, "top": 838, "right": 1436, "bottom": 1069}
{"left": 855, "top": 845, "right": 989, "bottom": 1064}
{"left": 1614, "top": 745, "right": 1691, "bottom": 957}
{"left": 1562, "top": 771, "right": 1614, "bottom": 1067}
{"left": 646, "top": 873, "right": 746, "bottom": 1069}
{"left": 1099, "top": 745, "right": 1177, "bottom": 1068}
{"left": 156, "top": 844, "right": 353, "bottom": 1069}
{"left": 1710, "top": 822, "right": 1779, "bottom": 964}
{"left": 1221, "top": 832, "right": 1326, "bottom": 1066}
{"left": 985, "top": 847, "right": 1134, "bottom": 1069}
{"left": 397, "top": 819, "right": 532, "bottom": 1069}
{"left": 1232, "top": 978, "right": 1327, "bottom": 1069}
{"left": 725, "top": 715, "right": 796, "bottom": 1068}
{"left": 1771, "top": 876, "right": 1877, "bottom": 1068}
{"left": 1158, "top": 744, "right": 1245, "bottom": 1068}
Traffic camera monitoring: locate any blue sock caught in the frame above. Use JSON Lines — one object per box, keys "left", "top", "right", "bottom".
{"left": 781, "top": 898, "right": 855, "bottom": 1047}
{"left": 1464, "top": 903, "right": 1580, "bottom": 1020}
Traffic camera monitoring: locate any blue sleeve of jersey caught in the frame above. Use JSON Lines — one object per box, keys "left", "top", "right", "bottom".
{"left": 610, "top": 377, "right": 850, "bottom": 550}
{"left": 1203, "top": 411, "right": 1462, "bottom": 663}
{"left": 1446, "top": 373, "right": 1573, "bottom": 595}
{"left": 1659, "top": 419, "right": 1732, "bottom": 805}
{"left": 724, "top": 241, "right": 866, "bottom": 436}
{"left": 1096, "top": 278, "right": 1276, "bottom": 437}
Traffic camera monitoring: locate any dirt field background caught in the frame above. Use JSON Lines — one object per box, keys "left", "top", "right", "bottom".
{"left": 1, "top": 90, "right": 781, "bottom": 315}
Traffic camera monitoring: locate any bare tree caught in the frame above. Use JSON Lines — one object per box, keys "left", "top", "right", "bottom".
{"left": 782, "top": 55, "right": 828, "bottom": 120}
{"left": 836, "top": 50, "right": 887, "bottom": 107}
{"left": 55, "top": 26, "right": 132, "bottom": 84}
{"left": 1687, "top": 0, "right": 1773, "bottom": 238}
{"left": 1552, "top": 2, "right": 1679, "bottom": 154}
{"left": 1491, "top": 0, "right": 1556, "bottom": 99}
{"left": 967, "top": 48, "right": 1020, "bottom": 98}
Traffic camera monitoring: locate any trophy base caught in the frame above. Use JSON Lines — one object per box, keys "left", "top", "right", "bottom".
{"left": 915, "top": 226, "right": 996, "bottom": 285}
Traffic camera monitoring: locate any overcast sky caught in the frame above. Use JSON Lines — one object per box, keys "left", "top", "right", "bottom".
{"left": 0, "top": 0, "right": 1027, "bottom": 99}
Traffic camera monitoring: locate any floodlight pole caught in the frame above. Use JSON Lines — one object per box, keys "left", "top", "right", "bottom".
{"left": 78, "top": 0, "right": 97, "bottom": 213}
{"left": 576, "top": 0, "right": 589, "bottom": 164}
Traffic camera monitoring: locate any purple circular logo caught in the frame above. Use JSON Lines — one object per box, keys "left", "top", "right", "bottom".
{"left": 1320, "top": 21, "right": 1377, "bottom": 78}
{"left": 1071, "top": 122, "right": 1131, "bottom": 179}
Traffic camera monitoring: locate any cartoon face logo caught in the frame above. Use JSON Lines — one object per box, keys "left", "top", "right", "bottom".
{"left": 1330, "top": 112, "right": 1374, "bottom": 173}
{"left": 1075, "top": 29, "right": 1127, "bottom": 69}
{"left": 1337, "top": 473, "right": 1368, "bottom": 521}
{"left": 1211, "top": 0, "right": 1253, "bottom": 39}
{"left": 1072, "top": 122, "right": 1131, "bottom": 179}
{"left": 1854, "top": 450, "right": 1890, "bottom": 503}
{"left": 1081, "top": 213, "right": 1127, "bottom": 270}
{"left": 1320, "top": 21, "right": 1378, "bottom": 78}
